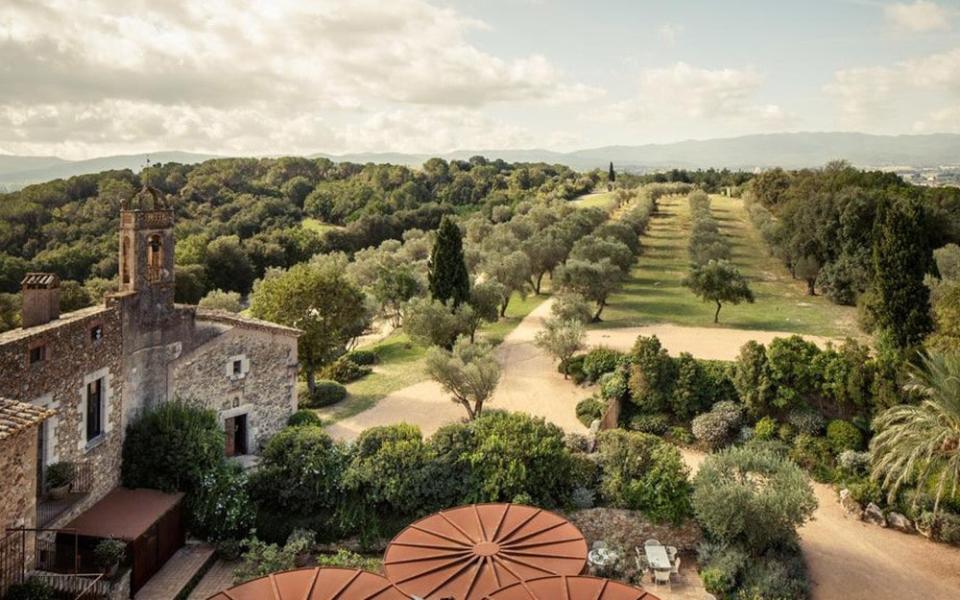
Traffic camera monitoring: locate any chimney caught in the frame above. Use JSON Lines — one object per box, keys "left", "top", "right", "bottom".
{"left": 21, "top": 273, "right": 61, "bottom": 328}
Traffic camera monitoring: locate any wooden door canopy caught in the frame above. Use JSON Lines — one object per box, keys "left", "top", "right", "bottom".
{"left": 383, "top": 503, "right": 588, "bottom": 600}
{"left": 484, "top": 575, "right": 659, "bottom": 599}
{"left": 206, "top": 567, "right": 408, "bottom": 600}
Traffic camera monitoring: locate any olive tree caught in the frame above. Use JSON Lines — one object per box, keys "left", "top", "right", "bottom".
{"left": 534, "top": 318, "right": 585, "bottom": 379}
{"left": 683, "top": 259, "right": 754, "bottom": 323}
{"left": 555, "top": 258, "right": 623, "bottom": 321}
{"left": 425, "top": 336, "right": 501, "bottom": 420}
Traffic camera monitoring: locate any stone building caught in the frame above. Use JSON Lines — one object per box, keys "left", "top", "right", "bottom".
{"left": 0, "top": 187, "right": 300, "bottom": 593}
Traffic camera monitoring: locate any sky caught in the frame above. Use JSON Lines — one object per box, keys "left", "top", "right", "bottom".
{"left": 0, "top": 0, "right": 958, "bottom": 159}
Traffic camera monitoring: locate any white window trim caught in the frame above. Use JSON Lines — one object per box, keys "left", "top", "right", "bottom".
{"left": 78, "top": 367, "right": 112, "bottom": 452}
{"left": 225, "top": 354, "right": 250, "bottom": 380}
{"left": 32, "top": 393, "right": 59, "bottom": 465}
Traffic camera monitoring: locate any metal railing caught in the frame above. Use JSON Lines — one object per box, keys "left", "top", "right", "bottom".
{"left": 0, "top": 530, "right": 24, "bottom": 598}
{"left": 30, "top": 571, "right": 110, "bottom": 599}
{"left": 38, "top": 461, "right": 94, "bottom": 527}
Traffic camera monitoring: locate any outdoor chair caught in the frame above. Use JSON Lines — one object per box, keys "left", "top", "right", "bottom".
{"left": 666, "top": 545, "right": 678, "bottom": 562}
{"left": 671, "top": 555, "right": 682, "bottom": 579}
{"left": 633, "top": 548, "right": 649, "bottom": 580}
{"left": 653, "top": 568, "right": 671, "bottom": 587}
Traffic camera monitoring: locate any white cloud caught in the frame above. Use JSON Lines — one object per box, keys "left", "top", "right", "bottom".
{"left": 603, "top": 63, "right": 793, "bottom": 131}
{"left": 825, "top": 48, "right": 960, "bottom": 128}
{"left": 884, "top": 1, "right": 951, "bottom": 32}
{"left": 0, "top": 0, "right": 600, "bottom": 158}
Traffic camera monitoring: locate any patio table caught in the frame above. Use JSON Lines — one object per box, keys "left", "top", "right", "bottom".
{"left": 644, "top": 543, "right": 671, "bottom": 571}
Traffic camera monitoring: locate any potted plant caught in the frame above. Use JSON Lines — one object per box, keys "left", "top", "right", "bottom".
{"left": 45, "top": 462, "right": 75, "bottom": 500}
{"left": 94, "top": 538, "right": 126, "bottom": 578}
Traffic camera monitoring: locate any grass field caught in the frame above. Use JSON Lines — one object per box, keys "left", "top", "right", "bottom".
{"left": 301, "top": 218, "right": 340, "bottom": 234}
{"left": 570, "top": 191, "right": 618, "bottom": 211}
{"left": 317, "top": 290, "right": 549, "bottom": 422}
{"left": 596, "top": 194, "right": 860, "bottom": 337}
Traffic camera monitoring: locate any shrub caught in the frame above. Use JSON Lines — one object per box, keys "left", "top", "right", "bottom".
{"left": 837, "top": 450, "right": 871, "bottom": 476}
{"left": 191, "top": 462, "right": 255, "bottom": 542}
{"left": 4, "top": 579, "right": 56, "bottom": 600}
{"left": 627, "top": 335, "right": 675, "bottom": 412}
{"left": 667, "top": 426, "right": 694, "bottom": 445}
{"left": 234, "top": 531, "right": 315, "bottom": 584}
{"left": 345, "top": 350, "right": 377, "bottom": 365}
{"left": 734, "top": 341, "right": 773, "bottom": 417}
{"left": 456, "top": 412, "right": 577, "bottom": 508}
{"left": 582, "top": 347, "right": 625, "bottom": 381}
{"left": 670, "top": 353, "right": 711, "bottom": 420}
{"left": 248, "top": 426, "right": 349, "bottom": 542}
{"left": 788, "top": 434, "right": 834, "bottom": 481}
{"left": 322, "top": 357, "right": 371, "bottom": 384}
{"left": 287, "top": 409, "right": 323, "bottom": 427}
{"left": 46, "top": 461, "right": 76, "bottom": 489}
{"left": 786, "top": 409, "right": 825, "bottom": 436}
{"left": 576, "top": 397, "right": 606, "bottom": 427}
{"left": 342, "top": 424, "right": 433, "bottom": 521}
{"left": 596, "top": 429, "right": 692, "bottom": 524}
{"left": 569, "top": 452, "right": 600, "bottom": 489}
{"left": 754, "top": 416, "right": 777, "bottom": 440}
{"left": 122, "top": 401, "right": 224, "bottom": 497}
{"left": 628, "top": 412, "right": 670, "bottom": 436}
{"left": 561, "top": 354, "right": 587, "bottom": 383}
{"left": 599, "top": 369, "right": 628, "bottom": 401}
{"left": 846, "top": 477, "right": 882, "bottom": 506}
{"left": 767, "top": 336, "right": 823, "bottom": 410}
{"left": 737, "top": 546, "right": 809, "bottom": 600}
{"left": 693, "top": 446, "right": 817, "bottom": 553}
{"left": 563, "top": 433, "right": 592, "bottom": 453}
{"left": 305, "top": 380, "right": 347, "bottom": 407}
{"left": 571, "top": 486, "right": 596, "bottom": 509}
{"left": 777, "top": 422, "right": 797, "bottom": 442}
{"left": 93, "top": 538, "right": 127, "bottom": 570}
{"left": 826, "top": 419, "right": 864, "bottom": 453}
{"left": 315, "top": 549, "right": 382, "bottom": 572}
{"left": 691, "top": 402, "right": 743, "bottom": 450}
{"left": 697, "top": 543, "right": 747, "bottom": 596}
{"left": 936, "top": 512, "right": 960, "bottom": 546}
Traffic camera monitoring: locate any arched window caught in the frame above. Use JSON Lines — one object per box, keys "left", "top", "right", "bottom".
{"left": 147, "top": 234, "right": 163, "bottom": 282}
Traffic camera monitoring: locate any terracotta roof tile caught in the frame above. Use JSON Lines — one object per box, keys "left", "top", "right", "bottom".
{"left": 0, "top": 398, "right": 55, "bottom": 441}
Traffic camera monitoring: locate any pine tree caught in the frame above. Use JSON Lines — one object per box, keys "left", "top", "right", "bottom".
{"left": 608, "top": 162, "right": 616, "bottom": 184}
{"left": 870, "top": 197, "right": 934, "bottom": 348}
{"left": 428, "top": 216, "right": 470, "bottom": 307}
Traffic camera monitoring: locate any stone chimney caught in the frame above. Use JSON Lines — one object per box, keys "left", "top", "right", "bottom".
{"left": 21, "top": 273, "right": 60, "bottom": 328}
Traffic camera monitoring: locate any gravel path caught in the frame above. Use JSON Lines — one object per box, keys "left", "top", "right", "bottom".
{"left": 326, "top": 300, "right": 960, "bottom": 599}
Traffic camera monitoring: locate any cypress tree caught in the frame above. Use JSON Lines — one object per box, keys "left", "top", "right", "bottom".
{"left": 870, "top": 196, "right": 934, "bottom": 348}
{"left": 428, "top": 216, "right": 470, "bottom": 307}
{"left": 608, "top": 162, "right": 616, "bottom": 183}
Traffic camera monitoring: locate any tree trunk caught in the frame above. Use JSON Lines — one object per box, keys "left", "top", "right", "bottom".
{"left": 535, "top": 272, "right": 544, "bottom": 295}
{"left": 806, "top": 278, "right": 816, "bottom": 296}
{"left": 306, "top": 369, "right": 317, "bottom": 395}
{"left": 500, "top": 297, "right": 509, "bottom": 317}
{"left": 714, "top": 300, "right": 722, "bottom": 323}
{"left": 592, "top": 299, "right": 606, "bottom": 322}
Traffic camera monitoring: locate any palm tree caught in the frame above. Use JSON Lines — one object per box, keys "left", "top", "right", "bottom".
{"left": 870, "top": 352, "right": 960, "bottom": 516}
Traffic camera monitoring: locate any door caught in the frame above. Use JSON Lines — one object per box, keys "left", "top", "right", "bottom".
{"left": 224, "top": 414, "right": 248, "bottom": 457}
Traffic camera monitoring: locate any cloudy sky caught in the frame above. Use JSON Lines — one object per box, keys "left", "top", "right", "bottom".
{"left": 1, "top": 0, "right": 958, "bottom": 159}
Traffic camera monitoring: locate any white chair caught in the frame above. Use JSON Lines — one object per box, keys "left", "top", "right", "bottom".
{"left": 671, "top": 555, "right": 682, "bottom": 579}
{"left": 653, "top": 569, "right": 671, "bottom": 587}
{"left": 666, "top": 545, "right": 678, "bottom": 562}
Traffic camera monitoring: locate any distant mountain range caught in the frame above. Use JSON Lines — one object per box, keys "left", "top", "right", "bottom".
{"left": 0, "top": 151, "right": 220, "bottom": 190}
{"left": 3, "top": 133, "right": 959, "bottom": 190}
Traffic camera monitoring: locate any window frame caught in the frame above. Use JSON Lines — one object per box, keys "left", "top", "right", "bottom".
{"left": 85, "top": 378, "right": 104, "bottom": 443}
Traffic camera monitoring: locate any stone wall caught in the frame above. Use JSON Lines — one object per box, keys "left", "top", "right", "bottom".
{"left": 170, "top": 322, "right": 298, "bottom": 452}
{"left": 0, "top": 304, "right": 124, "bottom": 528}
{"left": 0, "top": 427, "right": 39, "bottom": 530}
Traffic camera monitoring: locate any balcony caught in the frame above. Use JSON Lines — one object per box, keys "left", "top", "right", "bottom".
{"left": 37, "top": 461, "right": 94, "bottom": 528}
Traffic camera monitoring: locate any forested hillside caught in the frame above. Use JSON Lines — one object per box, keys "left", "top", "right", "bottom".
{"left": 0, "top": 156, "right": 602, "bottom": 330}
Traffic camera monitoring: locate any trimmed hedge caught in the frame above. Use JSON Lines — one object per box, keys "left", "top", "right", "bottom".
{"left": 288, "top": 409, "right": 323, "bottom": 427}
{"left": 322, "top": 357, "right": 371, "bottom": 384}
{"left": 582, "top": 347, "right": 625, "bottom": 382}
{"left": 306, "top": 380, "right": 347, "bottom": 407}
{"left": 628, "top": 412, "right": 671, "bottom": 436}
{"left": 345, "top": 350, "right": 378, "bottom": 365}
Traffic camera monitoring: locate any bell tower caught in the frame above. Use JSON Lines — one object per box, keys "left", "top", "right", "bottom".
{"left": 119, "top": 186, "right": 175, "bottom": 316}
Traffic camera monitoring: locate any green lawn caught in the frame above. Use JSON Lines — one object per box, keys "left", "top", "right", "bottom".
{"left": 595, "top": 194, "right": 860, "bottom": 337}
{"left": 301, "top": 218, "right": 340, "bottom": 234}
{"left": 316, "top": 290, "right": 548, "bottom": 422}
{"left": 571, "top": 191, "right": 618, "bottom": 211}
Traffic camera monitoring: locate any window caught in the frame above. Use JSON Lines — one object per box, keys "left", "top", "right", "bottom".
{"left": 29, "top": 345, "right": 46, "bottom": 365}
{"left": 232, "top": 360, "right": 243, "bottom": 376}
{"left": 86, "top": 379, "right": 103, "bottom": 442}
{"left": 90, "top": 325, "right": 103, "bottom": 342}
